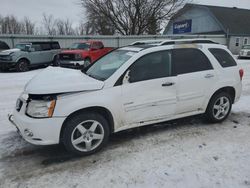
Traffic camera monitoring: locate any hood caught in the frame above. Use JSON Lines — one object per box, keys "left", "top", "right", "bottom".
{"left": 24, "top": 66, "right": 104, "bottom": 94}
{"left": 61, "top": 49, "right": 86, "bottom": 54}
{"left": 0, "top": 48, "right": 20, "bottom": 55}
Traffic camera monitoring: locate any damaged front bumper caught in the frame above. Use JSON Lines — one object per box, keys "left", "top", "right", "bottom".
{"left": 8, "top": 109, "right": 66, "bottom": 146}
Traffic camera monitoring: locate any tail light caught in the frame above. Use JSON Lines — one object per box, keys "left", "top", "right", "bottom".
{"left": 239, "top": 69, "right": 244, "bottom": 81}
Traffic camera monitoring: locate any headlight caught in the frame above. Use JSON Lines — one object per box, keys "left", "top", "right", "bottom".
{"left": 26, "top": 100, "right": 56, "bottom": 118}
{"left": 75, "top": 54, "right": 82, "bottom": 60}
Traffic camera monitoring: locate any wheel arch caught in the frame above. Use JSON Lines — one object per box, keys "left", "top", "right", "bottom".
{"left": 17, "top": 57, "right": 30, "bottom": 64}
{"left": 59, "top": 106, "right": 114, "bottom": 142}
{"left": 208, "top": 86, "right": 236, "bottom": 105}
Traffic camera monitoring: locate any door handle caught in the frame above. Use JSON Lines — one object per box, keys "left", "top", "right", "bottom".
{"left": 162, "top": 82, "right": 175, "bottom": 87}
{"left": 204, "top": 74, "right": 214, "bottom": 78}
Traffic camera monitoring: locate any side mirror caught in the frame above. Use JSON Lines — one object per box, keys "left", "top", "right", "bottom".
{"left": 90, "top": 47, "right": 98, "bottom": 51}
{"left": 122, "top": 70, "right": 131, "bottom": 84}
{"left": 24, "top": 45, "right": 32, "bottom": 52}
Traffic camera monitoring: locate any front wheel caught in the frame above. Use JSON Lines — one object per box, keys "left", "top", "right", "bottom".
{"left": 16, "top": 59, "right": 29, "bottom": 72}
{"left": 205, "top": 92, "right": 232, "bottom": 123}
{"left": 62, "top": 112, "right": 110, "bottom": 155}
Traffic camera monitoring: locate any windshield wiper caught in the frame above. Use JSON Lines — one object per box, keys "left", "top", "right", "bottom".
{"left": 86, "top": 73, "right": 105, "bottom": 81}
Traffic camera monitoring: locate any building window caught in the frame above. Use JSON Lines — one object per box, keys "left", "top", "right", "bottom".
{"left": 235, "top": 37, "right": 240, "bottom": 47}
{"left": 244, "top": 38, "right": 248, "bottom": 45}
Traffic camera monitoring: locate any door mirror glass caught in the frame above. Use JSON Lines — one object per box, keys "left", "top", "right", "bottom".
{"left": 24, "top": 45, "right": 31, "bottom": 52}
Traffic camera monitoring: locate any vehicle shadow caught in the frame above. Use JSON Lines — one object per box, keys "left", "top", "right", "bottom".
{"left": 0, "top": 66, "right": 46, "bottom": 73}
{"left": 2, "top": 112, "right": 246, "bottom": 167}
{"left": 2, "top": 115, "right": 205, "bottom": 164}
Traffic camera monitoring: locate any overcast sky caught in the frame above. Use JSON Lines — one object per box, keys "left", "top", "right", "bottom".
{"left": 0, "top": 0, "right": 250, "bottom": 27}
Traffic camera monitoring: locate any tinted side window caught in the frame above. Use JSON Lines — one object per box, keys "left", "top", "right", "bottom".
{"left": 91, "top": 42, "right": 99, "bottom": 50}
{"left": 97, "top": 42, "right": 104, "bottom": 49}
{"left": 129, "top": 51, "right": 172, "bottom": 83}
{"left": 32, "top": 44, "right": 42, "bottom": 51}
{"left": 209, "top": 48, "right": 237, "bottom": 67}
{"left": 40, "top": 43, "right": 51, "bottom": 51}
{"left": 172, "top": 48, "right": 213, "bottom": 75}
{"left": 51, "top": 42, "right": 60, "bottom": 49}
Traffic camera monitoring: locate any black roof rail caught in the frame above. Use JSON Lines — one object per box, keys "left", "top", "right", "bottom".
{"left": 161, "top": 39, "right": 218, "bottom": 45}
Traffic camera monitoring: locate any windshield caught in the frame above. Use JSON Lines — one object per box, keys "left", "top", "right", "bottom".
{"left": 15, "top": 43, "right": 30, "bottom": 51}
{"left": 242, "top": 45, "right": 250, "bottom": 49}
{"left": 70, "top": 43, "right": 90, "bottom": 50}
{"left": 86, "top": 49, "right": 138, "bottom": 81}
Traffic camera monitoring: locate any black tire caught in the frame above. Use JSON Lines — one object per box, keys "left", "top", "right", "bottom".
{"left": 205, "top": 92, "right": 232, "bottom": 123}
{"left": 52, "top": 56, "right": 59, "bottom": 66}
{"left": 62, "top": 112, "right": 110, "bottom": 156}
{"left": 84, "top": 58, "right": 91, "bottom": 68}
{"left": 16, "top": 59, "right": 29, "bottom": 72}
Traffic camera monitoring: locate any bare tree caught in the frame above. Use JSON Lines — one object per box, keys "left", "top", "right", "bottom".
{"left": 22, "top": 17, "right": 35, "bottom": 34}
{"left": 0, "top": 15, "right": 24, "bottom": 34}
{"left": 42, "top": 13, "right": 56, "bottom": 35}
{"left": 55, "top": 18, "right": 75, "bottom": 35}
{"left": 81, "top": 0, "right": 185, "bottom": 35}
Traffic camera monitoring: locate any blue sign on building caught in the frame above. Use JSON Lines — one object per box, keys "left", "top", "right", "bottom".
{"left": 173, "top": 19, "right": 192, "bottom": 34}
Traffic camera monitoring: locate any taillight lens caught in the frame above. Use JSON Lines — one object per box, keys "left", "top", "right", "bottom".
{"left": 239, "top": 69, "right": 244, "bottom": 81}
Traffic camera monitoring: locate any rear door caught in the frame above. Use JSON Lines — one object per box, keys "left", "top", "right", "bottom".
{"left": 29, "top": 44, "right": 43, "bottom": 64}
{"left": 121, "top": 50, "right": 177, "bottom": 125}
{"left": 39, "top": 43, "right": 53, "bottom": 63}
{"left": 172, "top": 48, "right": 218, "bottom": 114}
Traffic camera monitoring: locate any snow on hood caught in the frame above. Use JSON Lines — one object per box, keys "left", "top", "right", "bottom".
{"left": 24, "top": 66, "right": 104, "bottom": 94}
{"left": 0, "top": 48, "right": 20, "bottom": 55}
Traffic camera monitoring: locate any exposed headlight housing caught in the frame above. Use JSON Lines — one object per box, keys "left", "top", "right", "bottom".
{"left": 26, "top": 99, "right": 56, "bottom": 118}
{"left": 75, "top": 54, "right": 82, "bottom": 60}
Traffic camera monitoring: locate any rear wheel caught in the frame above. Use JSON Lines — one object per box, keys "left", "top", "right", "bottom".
{"left": 62, "top": 112, "right": 110, "bottom": 155}
{"left": 205, "top": 92, "right": 232, "bottom": 123}
{"left": 16, "top": 59, "right": 29, "bottom": 72}
{"left": 52, "top": 56, "right": 59, "bottom": 66}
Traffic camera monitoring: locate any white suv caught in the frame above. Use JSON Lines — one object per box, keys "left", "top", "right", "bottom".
{"left": 239, "top": 44, "right": 250, "bottom": 59}
{"left": 9, "top": 39, "right": 244, "bottom": 155}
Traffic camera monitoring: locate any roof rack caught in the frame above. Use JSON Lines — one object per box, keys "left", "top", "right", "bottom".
{"left": 131, "top": 38, "right": 218, "bottom": 46}
{"left": 160, "top": 39, "right": 218, "bottom": 45}
{"left": 131, "top": 40, "right": 165, "bottom": 45}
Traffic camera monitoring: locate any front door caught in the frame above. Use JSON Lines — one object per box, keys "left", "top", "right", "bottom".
{"left": 121, "top": 50, "right": 177, "bottom": 125}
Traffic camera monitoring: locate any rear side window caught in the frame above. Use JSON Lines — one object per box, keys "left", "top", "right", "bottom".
{"left": 209, "top": 48, "right": 237, "bottom": 68}
{"left": 172, "top": 48, "right": 213, "bottom": 75}
{"left": 32, "top": 44, "right": 42, "bottom": 51}
{"left": 40, "top": 43, "right": 51, "bottom": 51}
{"left": 51, "top": 42, "right": 60, "bottom": 49}
{"left": 91, "top": 42, "right": 103, "bottom": 50}
{"left": 129, "top": 50, "right": 172, "bottom": 83}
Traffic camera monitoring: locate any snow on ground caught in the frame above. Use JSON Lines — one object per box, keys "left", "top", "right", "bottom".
{"left": 0, "top": 61, "right": 250, "bottom": 188}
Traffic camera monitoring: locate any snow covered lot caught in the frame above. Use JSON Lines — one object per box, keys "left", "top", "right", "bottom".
{"left": 0, "top": 61, "right": 250, "bottom": 188}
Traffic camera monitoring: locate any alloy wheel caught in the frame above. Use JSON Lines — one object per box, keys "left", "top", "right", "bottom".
{"left": 71, "top": 120, "right": 105, "bottom": 152}
{"left": 212, "top": 96, "right": 230, "bottom": 120}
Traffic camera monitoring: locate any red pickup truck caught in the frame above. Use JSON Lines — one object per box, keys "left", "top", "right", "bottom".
{"left": 58, "top": 40, "right": 113, "bottom": 69}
